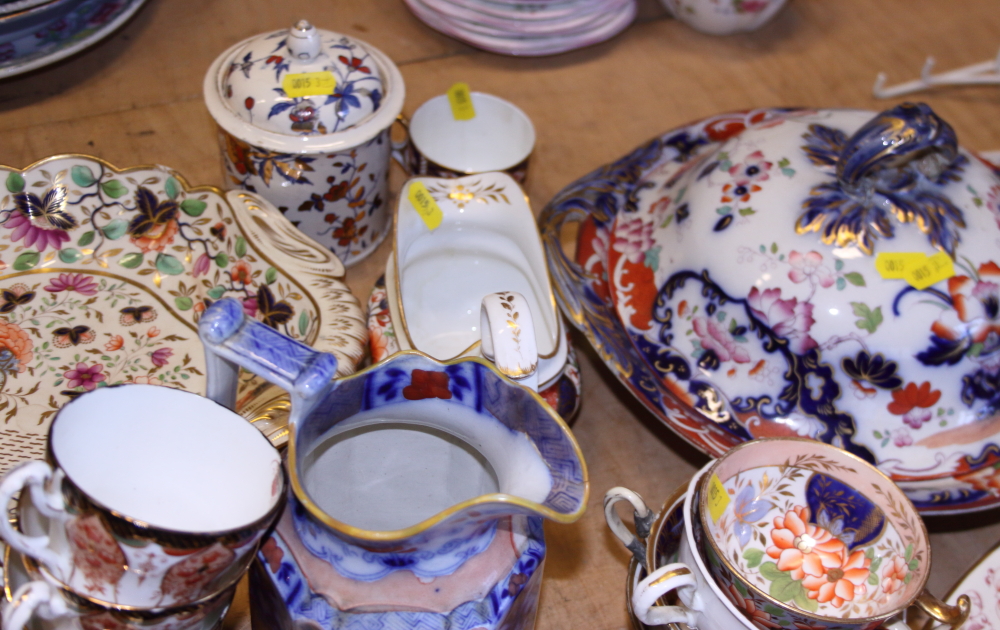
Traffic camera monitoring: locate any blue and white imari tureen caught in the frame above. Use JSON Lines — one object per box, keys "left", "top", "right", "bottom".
{"left": 543, "top": 104, "right": 1000, "bottom": 513}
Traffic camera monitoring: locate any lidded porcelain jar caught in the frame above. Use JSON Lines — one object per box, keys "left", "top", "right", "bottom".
{"left": 204, "top": 20, "right": 405, "bottom": 266}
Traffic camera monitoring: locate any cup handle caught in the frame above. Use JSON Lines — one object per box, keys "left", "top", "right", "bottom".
{"left": 604, "top": 487, "right": 655, "bottom": 569}
{"left": 913, "top": 590, "right": 971, "bottom": 629}
{"left": 480, "top": 292, "right": 538, "bottom": 391}
{"left": 199, "top": 298, "right": 339, "bottom": 427}
{"left": 0, "top": 462, "right": 68, "bottom": 577}
{"left": 390, "top": 114, "right": 411, "bottom": 174}
{"left": 632, "top": 563, "right": 699, "bottom": 627}
{"left": 1, "top": 581, "right": 70, "bottom": 630}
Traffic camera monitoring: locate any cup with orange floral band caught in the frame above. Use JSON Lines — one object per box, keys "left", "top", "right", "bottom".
{"left": 690, "top": 438, "right": 969, "bottom": 630}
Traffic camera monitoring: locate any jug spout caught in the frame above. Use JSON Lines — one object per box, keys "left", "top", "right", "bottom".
{"left": 199, "top": 298, "right": 338, "bottom": 422}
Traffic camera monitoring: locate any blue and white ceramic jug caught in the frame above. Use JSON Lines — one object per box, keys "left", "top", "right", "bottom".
{"left": 198, "top": 298, "right": 588, "bottom": 630}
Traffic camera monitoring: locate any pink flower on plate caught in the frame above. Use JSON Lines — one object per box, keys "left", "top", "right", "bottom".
{"left": 5, "top": 210, "right": 71, "bottom": 252}
{"left": 192, "top": 253, "right": 212, "bottom": 278}
{"left": 692, "top": 316, "right": 750, "bottom": 363}
{"left": 104, "top": 335, "right": 123, "bottom": 352}
{"left": 64, "top": 362, "right": 105, "bottom": 391}
{"left": 728, "top": 150, "right": 772, "bottom": 184}
{"left": 242, "top": 295, "right": 258, "bottom": 318}
{"left": 612, "top": 217, "right": 654, "bottom": 264}
{"left": 44, "top": 273, "right": 99, "bottom": 296}
{"left": 747, "top": 287, "right": 818, "bottom": 354}
{"left": 892, "top": 427, "right": 913, "bottom": 447}
{"left": 150, "top": 347, "right": 173, "bottom": 367}
{"left": 787, "top": 251, "right": 834, "bottom": 288}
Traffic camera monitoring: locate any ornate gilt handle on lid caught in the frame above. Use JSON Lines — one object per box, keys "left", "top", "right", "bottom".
{"left": 837, "top": 102, "right": 959, "bottom": 191}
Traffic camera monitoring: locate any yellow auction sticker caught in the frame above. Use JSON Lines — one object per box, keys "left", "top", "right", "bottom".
{"left": 281, "top": 72, "right": 337, "bottom": 98}
{"left": 707, "top": 474, "right": 730, "bottom": 524}
{"left": 875, "top": 251, "right": 954, "bottom": 290}
{"left": 407, "top": 181, "right": 443, "bottom": 231}
{"left": 447, "top": 82, "right": 476, "bottom": 121}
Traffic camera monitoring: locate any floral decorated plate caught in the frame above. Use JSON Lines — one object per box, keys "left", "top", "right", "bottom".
{"left": 0, "top": 155, "right": 366, "bottom": 471}
{"left": 940, "top": 539, "right": 1000, "bottom": 630}
{"left": 540, "top": 105, "right": 1000, "bottom": 514}
{"left": 0, "top": 0, "right": 149, "bottom": 80}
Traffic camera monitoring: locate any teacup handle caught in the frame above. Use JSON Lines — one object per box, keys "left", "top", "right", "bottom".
{"left": 480, "top": 292, "right": 538, "bottom": 391}
{"left": 914, "top": 590, "right": 971, "bottom": 629}
{"left": 632, "top": 563, "right": 700, "bottom": 627}
{"left": 0, "top": 462, "right": 69, "bottom": 577}
{"left": 199, "top": 298, "right": 339, "bottom": 426}
{"left": 390, "top": 114, "right": 412, "bottom": 174}
{"left": 2, "top": 581, "right": 70, "bottom": 630}
{"left": 604, "top": 487, "right": 655, "bottom": 569}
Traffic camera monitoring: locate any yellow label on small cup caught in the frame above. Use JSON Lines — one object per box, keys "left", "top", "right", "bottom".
{"left": 447, "top": 82, "right": 476, "bottom": 121}
{"left": 875, "top": 251, "right": 954, "bottom": 290}
{"left": 407, "top": 181, "right": 443, "bottom": 231}
{"left": 706, "top": 474, "right": 730, "bottom": 524}
{"left": 281, "top": 72, "right": 336, "bottom": 98}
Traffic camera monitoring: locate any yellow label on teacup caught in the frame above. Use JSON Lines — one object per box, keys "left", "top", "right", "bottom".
{"left": 875, "top": 251, "right": 954, "bottom": 290}
{"left": 447, "top": 82, "right": 476, "bottom": 121}
{"left": 407, "top": 181, "right": 443, "bottom": 231}
{"left": 281, "top": 72, "right": 336, "bottom": 98}
{"left": 707, "top": 474, "right": 730, "bottom": 524}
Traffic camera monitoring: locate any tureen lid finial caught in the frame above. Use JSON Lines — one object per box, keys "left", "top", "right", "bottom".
{"left": 287, "top": 20, "right": 321, "bottom": 62}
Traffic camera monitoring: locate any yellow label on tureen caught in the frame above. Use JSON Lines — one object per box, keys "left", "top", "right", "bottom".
{"left": 447, "top": 82, "right": 476, "bottom": 121}
{"left": 707, "top": 474, "right": 730, "bottom": 523}
{"left": 407, "top": 181, "right": 443, "bottom": 231}
{"left": 282, "top": 72, "right": 337, "bottom": 98}
{"left": 876, "top": 251, "right": 954, "bottom": 290}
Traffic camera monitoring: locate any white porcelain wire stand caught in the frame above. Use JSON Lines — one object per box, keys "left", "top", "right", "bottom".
{"left": 873, "top": 47, "right": 1000, "bottom": 98}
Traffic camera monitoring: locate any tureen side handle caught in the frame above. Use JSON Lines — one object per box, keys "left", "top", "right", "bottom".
{"left": 199, "top": 298, "right": 338, "bottom": 428}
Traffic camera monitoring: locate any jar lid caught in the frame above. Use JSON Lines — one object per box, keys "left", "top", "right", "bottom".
{"left": 204, "top": 20, "right": 405, "bottom": 153}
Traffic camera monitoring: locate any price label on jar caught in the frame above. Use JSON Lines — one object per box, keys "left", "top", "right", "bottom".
{"left": 407, "top": 181, "right": 443, "bottom": 231}
{"left": 707, "top": 474, "right": 730, "bottom": 523}
{"left": 447, "top": 82, "right": 476, "bottom": 121}
{"left": 875, "top": 251, "right": 954, "bottom": 290}
{"left": 282, "top": 72, "right": 337, "bottom": 98}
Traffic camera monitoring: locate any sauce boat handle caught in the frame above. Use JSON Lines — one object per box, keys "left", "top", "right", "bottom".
{"left": 199, "top": 298, "right": 338, "bottom": 423}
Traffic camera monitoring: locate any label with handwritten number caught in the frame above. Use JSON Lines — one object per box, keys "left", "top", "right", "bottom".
{"left": 281, "top": 72, "right": 337, "bottom": 98}
{"left": 407, "top": 181, "right": 443, "bottom": 231}
{"left": 875, "top": 252, "right": 954, "bottom": 290}
{"left": 447, "top": 82, "right": 476, "bottom": 121}
{"left": 707, "top": 474, "right": 730, "bottom": 523}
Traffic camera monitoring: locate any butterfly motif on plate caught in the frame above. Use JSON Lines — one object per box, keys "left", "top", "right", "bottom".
{"left": 119, "top": 306, "right": 157, "bottom": 325}
{"left": 52, "top": 325, "right": 96, "bottom": 348}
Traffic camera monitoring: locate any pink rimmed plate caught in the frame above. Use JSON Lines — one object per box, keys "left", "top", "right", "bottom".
{"left": 0, "top": 155, "right": 366, "bottom": 470}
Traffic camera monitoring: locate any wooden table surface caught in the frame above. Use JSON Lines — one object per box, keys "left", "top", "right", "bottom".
{"left": 4, "top": 1, "right": 1000, "bottom": 628}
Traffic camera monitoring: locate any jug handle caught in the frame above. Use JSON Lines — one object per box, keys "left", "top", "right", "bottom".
{"left": 480, "top": 292, "right": 539, "bottom": 391}
{"left": 199, "top": 298, "right": 338, "bottom": 425}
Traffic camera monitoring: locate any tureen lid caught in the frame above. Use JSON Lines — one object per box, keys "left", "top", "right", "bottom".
{"left": 204, "top": 20, "right": 404, "bottom": 153}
